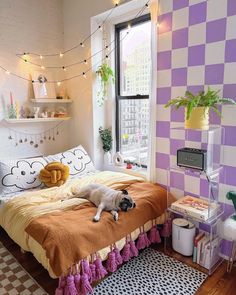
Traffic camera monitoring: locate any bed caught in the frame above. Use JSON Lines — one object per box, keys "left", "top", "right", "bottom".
{"left": 0, "top": 146, "right": 171, "bottom": 294}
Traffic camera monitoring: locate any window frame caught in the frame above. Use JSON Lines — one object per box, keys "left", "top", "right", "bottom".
{"left": 115, "top": 13, "right": 151, "bottom": 162}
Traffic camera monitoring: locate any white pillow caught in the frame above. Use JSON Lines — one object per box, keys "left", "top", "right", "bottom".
{"left": 48, "top": 145, "right": 96, "bottom": 178}
{"left": 0, "top": 157, "right": 49, "bottom": 195}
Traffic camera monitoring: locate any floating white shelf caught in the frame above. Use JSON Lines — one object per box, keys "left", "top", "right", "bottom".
{"left": 4, "top": 117, "right": 71, "bottom": 123}
{"left": 30, "top": 98, "right": 73, "bottom": 103}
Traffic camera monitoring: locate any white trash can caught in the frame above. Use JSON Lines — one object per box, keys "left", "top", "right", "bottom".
{"left": 172, "top": 218, "right": 196, "bottom": 256}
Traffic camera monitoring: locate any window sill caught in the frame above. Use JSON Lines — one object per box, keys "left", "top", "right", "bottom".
{"left": 103, "top": 163, "right": 147, "bottom": 179}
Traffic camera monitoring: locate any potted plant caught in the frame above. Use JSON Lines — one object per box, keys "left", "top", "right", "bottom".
{"left": 99, "top": 127, "right": 113, "bottom": 164}
{"left": 96, "top": 63, "right": 115, "bottom": 106}
{"left": 165, "top": 87, "right": 236, "bottom": 130}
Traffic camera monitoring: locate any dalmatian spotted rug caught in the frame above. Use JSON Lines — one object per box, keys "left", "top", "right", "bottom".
{"left": 0, "top": 242, "right": 47, "bottom": 295}
{"left": 93, "top": 248, "right": 207, "bottom": 295}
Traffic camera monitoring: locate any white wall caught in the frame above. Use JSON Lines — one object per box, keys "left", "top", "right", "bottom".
{"left": 63, "top": 0, "right": 116, "bottom": 167}
{"left": 63, "top": 0, "right": 148, "bottom": 168}
{"left": 0, "top": 0, "right": 70, "bottom": 158}
{"left": 0, "top": 0, "right": 143, "bottom": 162}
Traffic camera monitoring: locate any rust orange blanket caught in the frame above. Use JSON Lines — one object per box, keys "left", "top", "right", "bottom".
{"left": 25, "top": 182, "right": 168, "bottom": 277}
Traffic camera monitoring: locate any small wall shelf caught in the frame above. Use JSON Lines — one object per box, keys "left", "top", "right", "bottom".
{"left": 30, "top": 99, "right": 73, "bottom": 104}
{"left": 4, "top": 117, "right": 71, "bottom": 123}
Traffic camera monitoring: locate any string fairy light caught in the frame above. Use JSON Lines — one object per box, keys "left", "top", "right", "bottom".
{"left": 15, "top": 39, "right": 116, "bottom": 70}
{"left": 0, "top": 1, "right": 150, "bottom": 85}
{"left": 16, "top": 2, "right": 120, "bottom": 58}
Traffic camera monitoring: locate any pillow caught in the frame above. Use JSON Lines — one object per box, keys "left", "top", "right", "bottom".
{"left": 48, "top": 145, "right": 96, "bottom": 178}
{"left": 39, "top": 162, "right": 70, "bottom": 187}
{"left": 0, "top": 157, "right": 49, "bottom": 195}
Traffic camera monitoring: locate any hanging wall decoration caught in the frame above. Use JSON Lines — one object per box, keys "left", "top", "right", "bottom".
{"left": 5, "top": 122, "right": 63, "bottom": 148}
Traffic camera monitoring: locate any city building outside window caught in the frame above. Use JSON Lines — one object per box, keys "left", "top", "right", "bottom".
{"left": 115, "top": 14, "right": 151, "bottom": 167}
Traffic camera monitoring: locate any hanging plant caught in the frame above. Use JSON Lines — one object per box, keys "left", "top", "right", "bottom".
{"left": 96, "top": 63, "right": 115, "bottom": 106}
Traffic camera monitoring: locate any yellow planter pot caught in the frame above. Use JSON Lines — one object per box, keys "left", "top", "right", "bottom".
{"left": 185, "top": 107, "right": 209, "bottom": 130}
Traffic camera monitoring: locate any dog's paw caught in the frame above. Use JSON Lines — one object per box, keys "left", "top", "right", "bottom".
{"left": 93, "top": 216, "right": 100, "bottom": 222}
{"left": 113, "top": 212, "right": 119, "bottom": 221}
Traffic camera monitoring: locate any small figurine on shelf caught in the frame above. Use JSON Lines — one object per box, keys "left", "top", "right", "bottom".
{"left": 7, "top": 92, "right": 16, "bottom": 119}
{"left": 8, "top": 105, "right": 16, "bottom": 119}
{"left": 33, "top": 107, "right": 40, "bottom": 118}
{"left": 15, "top": 101, "right": 20, "bottom": 119}
{"left": 41, "top": 111, "right": 48, "bottom": 118}
{"left": 19, "top": 106, "right": 26, "bottom": 118}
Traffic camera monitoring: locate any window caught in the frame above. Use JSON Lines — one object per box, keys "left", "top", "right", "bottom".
{"left": 115, "top": 14, "right": 151, "bottom": 167}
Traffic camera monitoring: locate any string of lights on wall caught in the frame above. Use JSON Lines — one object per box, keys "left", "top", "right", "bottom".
{"left": 5, "top": 122, "right": 64, "bottom": 148}
{"left": 0, "top": 0, "right": 151, "bottom": 85}
{"left": 16, "top": 2, "right": 119, "bottom": 58}
{"left": 15, "top": 40, "right": 116, "bottom": 71}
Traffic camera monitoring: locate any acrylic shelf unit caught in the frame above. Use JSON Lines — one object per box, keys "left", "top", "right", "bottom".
{"left": 166, "top": 126, "right": 225, "bottom": 275}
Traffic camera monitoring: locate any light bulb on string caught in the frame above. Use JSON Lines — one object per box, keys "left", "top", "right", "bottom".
{"left": 41, "top": 66, "right": 45, "bottom": 70}
{"left": 57, "top": 81, "right": 61, "bottom": 86}
{"left": 82, "top": 72, "right": 86, "bottom": 79}
{"left": 84, "top": 60, "right": 88, "bottom": 65}
{"left": 98, "top": 25, "right": 103, "bottom": 31}
{"left": 5, "top": 70, "right": 10, "bottom": 75}
{"left": 59, "top": 52, "right": 64, "bottom": 58}
{"left": 40, "top": 55, "right": 43, "bottom": 59}
{"left": 62, "top": 66, "right": 67, "bottom": 71}
{"left": 80, "top": 42, "right": 85, "bottom": 48}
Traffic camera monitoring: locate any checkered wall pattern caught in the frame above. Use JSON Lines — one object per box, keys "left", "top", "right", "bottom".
{"left": 156, "top": 0, "right": 236, "bottom": 217}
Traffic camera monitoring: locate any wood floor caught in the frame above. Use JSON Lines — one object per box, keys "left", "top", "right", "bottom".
{"left": 1, "top": 227, "right": 236, "bottom": 295}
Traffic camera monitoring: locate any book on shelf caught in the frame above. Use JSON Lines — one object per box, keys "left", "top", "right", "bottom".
{"left": 170, "top": 195, "right": 220, "bottom": 221}
{"left": 192, "top": 232, "right": 221, "bottom": 269}
{"left": 193, "top": 231, "right": 205, "bottom": 263}
{"left": 201, "top": 237, "right": 220, "bottom": 269}
{"left": 198, "top": 235, "right": 210, "bottom": 265}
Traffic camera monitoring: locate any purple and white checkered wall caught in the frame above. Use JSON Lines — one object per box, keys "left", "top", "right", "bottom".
{"left": 156, "top": 0, "right": 236, "bottom": 219}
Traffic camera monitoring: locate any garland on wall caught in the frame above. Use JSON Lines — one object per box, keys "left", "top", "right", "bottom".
{"left": 5, "top": 122, "right": 63, "bottom": 148}
{"left": 0, "top": 0, "right": 151, "bottom": 85}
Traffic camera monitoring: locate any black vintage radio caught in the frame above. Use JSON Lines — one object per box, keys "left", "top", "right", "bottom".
{"left": 177, "top": 147, "right": 207, "bottom": 171}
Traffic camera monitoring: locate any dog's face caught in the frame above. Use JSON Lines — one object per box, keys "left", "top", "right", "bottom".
{"left": 118, "top": 189, "right": 136, "bottom": 212}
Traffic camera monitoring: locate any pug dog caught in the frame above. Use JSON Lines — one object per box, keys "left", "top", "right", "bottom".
{"left": 71, "top": 183, "right": 136, "bottom": 222}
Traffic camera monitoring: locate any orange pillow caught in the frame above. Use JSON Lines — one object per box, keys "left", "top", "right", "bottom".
{"left": 39, "top": 162, "right": 70, "bottom": 188}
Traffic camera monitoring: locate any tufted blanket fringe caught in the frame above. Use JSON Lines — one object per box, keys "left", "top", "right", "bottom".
{"left": 55, "top": 219, "right": 163, "bottom": 295}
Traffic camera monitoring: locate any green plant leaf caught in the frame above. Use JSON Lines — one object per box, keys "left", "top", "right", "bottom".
{"left": 99, "top": 127, "right": 113, "bottom": 152}
{"left": 219, "top": 98, "right": 236, "bottom": 104}
{"left": 211, "top": 106, "right": 222, "bottom": 118}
